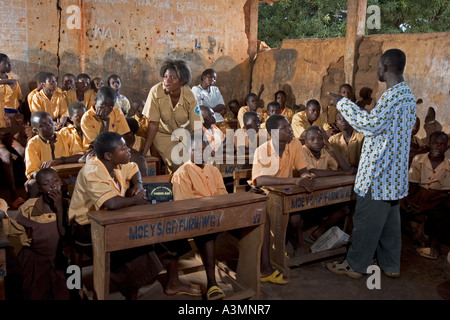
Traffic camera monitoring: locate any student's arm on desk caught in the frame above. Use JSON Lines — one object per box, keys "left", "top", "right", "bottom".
{"left": 41, "top": 154, "right": 83, "bottom": 168}
{"left": 254, "top": 172, "right": 315, "bottom": 192}
{"left": 104, "top": 172, "right": 147, "bottom": 210}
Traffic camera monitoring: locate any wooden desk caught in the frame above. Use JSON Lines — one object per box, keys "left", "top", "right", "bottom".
{"left": 0, "top": 221, "right": 9, "bottom": 300}
{"left": 87, "top": 192, "right": 267, "bottom": 300}
{"left": 214, "top": 155, "right": 251, "bottom": 178}
{"left": 52, "top": 162, "right": 84, "bottom": 180}
{"left": 263, "top": 175, "right": 356, "bottom": 278}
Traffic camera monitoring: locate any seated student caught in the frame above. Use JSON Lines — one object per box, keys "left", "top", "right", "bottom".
{"left": 30, "top": 72, "right": 69, "bottom": 130}
{"left": 129, "top": 100, "right": 149, "bottom": 140}
{"left": 123, "top": 117, "right": 148, "bottom": 177}
{"left": 326, "top": 84, "right": 355, "bottom": 127}
{"left": 249, "top": 114, "right": 316, "bottom": 283}
{"left": 65, "top": 73, "right": 96, "bottom": 109}
{"left": 201, "top": 105, "right": 225, "bottom": 154}
{"left": 90, "top": 77, "right": 104, "bottom": 95}
{"left": 409, "top": 116, "right": 428, "bottom": 166}
{"left": 80, "top": 86, "right": 130, "bottom": 152}
{"left": 298, "top": 126, "right": 355, "bottom": 245}
{"left": 356, "top": 87, "right": 375, "bottom": 112}
{"left": 234, "top": 111, "right": 264, "bottom": 158}
{"left": 274, "top": 90, "right": 294, "bottom": 123}
{"left": 237, "top": 93, "right": 267, "bottom": 129}
{"left": 24, "top": 111, "right": 84, "bottom": 198}
{"left": 61, "top": 73, "right": 76, "bottom": 92}
{"left": 211, "top": 104, "right": 232, "bottom": 136}
{"left": 225, "top": 99, "right": 240, "bottom": 121}
{"left": 107, "top": 74, "right": 131, "bottom": 115}
{"left": 328, "top": 111, "right": 365, "bottom": 168}
{"left": 260, "top": 101, "right": 281, "bottom": 129}
{"left": 69, "top": 132, "right": 200, "bottom": 299}
{"left": 8, "top": 168, "right": 70, "bottom": 300}
{"left": 291, "top": 99, "right": 333, "bottom": 142}
{"left": 402, "top": 131, "right": 449, "bottom": 259}
{"left": 59, "top": 102, "right": 87, "bottom": 153}
{"left": 27, "top": 72, "right": 45, "bottom": 108}
{"left": 171, "top": 133, "right": 228, "bottom": 300}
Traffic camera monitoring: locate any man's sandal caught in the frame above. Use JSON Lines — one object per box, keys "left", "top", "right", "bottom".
{"left": 260, "top": 270, "right": 289, "bottom": 285}
{"left": 207, "top": 286, "right": 225, "bottom": 300}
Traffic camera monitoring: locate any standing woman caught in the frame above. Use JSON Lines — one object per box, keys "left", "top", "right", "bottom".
{"left": 141, "top": 59, "right": 202, "bottom": 173}
{"left": 191, "top": 68, "right": 226, "bottom": 115}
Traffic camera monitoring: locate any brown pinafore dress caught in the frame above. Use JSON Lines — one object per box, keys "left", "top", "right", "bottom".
{"left": 15, "top": 198, "right": 70, "bottom": 300}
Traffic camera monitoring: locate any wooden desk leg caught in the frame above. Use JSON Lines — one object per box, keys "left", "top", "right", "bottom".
{"left": 91, "top": 222, "right": 110, "bottom": 300}
{"left": 236, "top": 224, "right": 263, "bottom": 299}
{"left": 0, "top": 248, "right": 5, "bottom": 300}
{"left": 267, "top": 192, "right": 290, "bottom": 278}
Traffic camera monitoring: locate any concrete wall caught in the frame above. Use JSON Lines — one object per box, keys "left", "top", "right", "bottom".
{"left": 252, "top": 32, "right": 449, "bottom": 140}
{"left": 1, "top": 0, "right": 256, "bottom": 106}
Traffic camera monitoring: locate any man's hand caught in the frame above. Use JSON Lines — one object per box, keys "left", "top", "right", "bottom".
{"left": 328, "top": 92, "right": 344, "bottom": 105}
{"left": 297, "top": 172, "right": 316, "bottom": 192}
{"left": 132, "top": 190, "right": 147, "bottom": 205}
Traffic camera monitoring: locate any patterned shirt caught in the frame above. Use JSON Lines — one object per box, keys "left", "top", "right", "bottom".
{"left": 336, "top": 82, "right": 416, "bottom": 200}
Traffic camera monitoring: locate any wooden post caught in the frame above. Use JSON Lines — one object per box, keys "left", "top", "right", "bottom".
{"left": 344, "top": 0, "right": 367, "bottom": 88}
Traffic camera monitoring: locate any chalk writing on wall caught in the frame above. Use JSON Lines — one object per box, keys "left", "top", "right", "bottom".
{"left": 0, "top": 0, "right": 28, "bottom": 59}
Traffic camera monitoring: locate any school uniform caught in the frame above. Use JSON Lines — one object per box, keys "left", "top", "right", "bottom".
{"left": 8, "top": 197, "right": 70, "bottom": 300}
{"left": 115, "top": 94, "right": 131, "bottom": 115}
{"left": 191, "top": 85, "right": 225, "bottom": 110}
{"left": 133, "top": 114, "right": 149, "bottom": 139}
{"left": 0, "top": 75, "right": 25, "bottom": 140}
{"left": 326, "top": 103, "right": 338, "bottom": 124}
{"left": 281, "top": 107, "right": 294, "bottom": 123}
{"left": 142, "top": 82, "right": 202, "bottom": 173}
{"left": 250, "top": 138, "right": 308, "bottom": 186}
{"left": 58, "top": 124, "right": 84, "bottom": 152}
{"left": 409, "top": 153, "right": 450, "bottom": 191}
{"left": 30, "top": 89, "right": 69, "bottom": 121}
{"left": 237, "top": 106, "right": 267, "bottom": 129}
{"left": 291, "top": 110, "right": 330, "bottom": 140}
{"left": 27, "top": 88, "right": 40, "bottom": 108}
{"left": 329, "top": 130, "right": 364, "bottom": 167}
{"left": 65, "top": 89, "right": 96, "bottom": 109}
{"left": 203, "top": 124, "right": 225, "bottom": 152}
{"left": 215, "top": 120, "right": 231, "bottom": 136}
{"left": 68, "top": 157, "right": 164, "bottom": 298}
{"left": 80, "top": 105, "right": 130, "bottom": 150}
{"left": 24, "top": 132, "right": 84, "bottom": 179}
{"left": 302, "top": 145, "right": 339, "bottom": 171}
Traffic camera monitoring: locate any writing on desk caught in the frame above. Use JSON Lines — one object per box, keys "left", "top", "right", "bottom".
{"left": 129, "top": 212, "right": 223, "bottom": 240}
{"left": 291, "top": 188, "right": 352, "bottom": 209}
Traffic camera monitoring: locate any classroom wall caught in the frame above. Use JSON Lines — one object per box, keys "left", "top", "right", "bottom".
{"left": 1, "top": 0, "right": 256, "bottom": 107}
{"left": 253, "top": 32, "right": 450, "bottom": 140}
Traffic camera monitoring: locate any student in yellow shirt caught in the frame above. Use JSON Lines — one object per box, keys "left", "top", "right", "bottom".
{"left": 234, "top": 111, "right": 262, "bottom": 157}
{"left": 61, "top": 73, "right": 76, "bottom": 99}
{"left": 250, "top": 114, "right": 316, "bottom": 284}
{"left": 328, "top": 111, "right": 365, "bottom": 168}
{"left": 30, "top": 72, "right": 69, "bottom": 130}
{"left": 274, "top": 90, "right": 294, "bottom": 123}
{"left": 80, "top": 86, "right": 130, "bottom": 152}
{"left": 129, "top": 100, "right": 149, "bottom": 140}
{"left": 69, "top": 131, "right": 201, "bottom": 299}
{"left": 172, "top": 133, "right": 227, "bottom": 300}
{"left": 260, "top": 101, "right": 281, "bottom": 129}
{"left": 59, "top": 101, "right": 86, "bottom": 152}
{"left": 90, "top": 77, "right": 104, "bottom": 96}
{"left": 300, "top": 126, "right": 355, "bottom": 243}
{"left": 237, "top": 93, "right": 267, "bottom": 129}
{"left": 24, "top": 111, "right": 84, "bottom": 198}
{"left": 65, "top": 73, "right": 96, "bottom": 109}
{"left": 325, "top": 83, "right": 354, "bottom": 126}
{"left": 291, "top": 99, "right": 332, "bottom": 142}
{"left": 107, "top": 74, "right": 131, "bottom": 115}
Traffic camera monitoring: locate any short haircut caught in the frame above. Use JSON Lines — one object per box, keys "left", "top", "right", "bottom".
{"left": 96, "top": 86, "right": 117, "bottom": 104}
{"left": 265, "top": 114, "right": 287, "bottom": 134}
{"left": 35, "top": 167, "right": 58, "bottom": 185}
{"left": 125, "top": 117, "right": 139, "bottom": 134}
{"left": 38, "top": 72, "right": 55, "bottom": 84}
{"left": 201, "top": 68, "right": 216, "bottom": 79}
{"left": 429, "top": 130, "right": 448, "bottom": 143}
{"left": 63, "top": 73, "right": 75, "bottom": 79}
{"left": 305, "top": 125, "right": 321, "bottom": 138}
{"left": 76, "top": 73, "right": 91, "bottom": 81}
{"left": 267, "top": 101, "right": 281, "bottom": 112}
{"left": 274, "top": 90, "right": 286, "bottom": 100}
{"left": 107, "top": 74, "right": 120, "bottom": 85}
{"left": 93, "top": 131, "right": 123, "bottom": 159}
{"left": 245, "top": 93, "right": 258, "bottom": 104}
{"left": 228, "top": 99, "right": 239, "bottom": 106}
{"left": 30, "top": 111, "right": 51, "bottom": 128}
{"left": 380, "top": 49, "right": 406, "bottom": 74}
{"left": 159, "top": 59, "right": 191, "bottom": 85}
{"left": 306, "top": 99, "right": 320, "bottom": 108}
{"left": 68, "top": 102, "right": 86, "bottom": 117}
{"left": 340, "top": 83, "right": 353, "bottom": 91}
{"left": 243, "top": 111, "right": 259, "bottom": 124}
{"left": 0, "top": 53, "right": 8, "bottom": 63}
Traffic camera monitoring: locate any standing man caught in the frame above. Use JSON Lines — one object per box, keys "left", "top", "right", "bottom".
{"left": 326, "top": 49, "right": 416, "bottom": 278}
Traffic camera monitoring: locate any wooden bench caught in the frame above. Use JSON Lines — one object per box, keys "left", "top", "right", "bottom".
{"left": 233, "top": 169, "right": 252, "bottom": 193}
{"left": 263, "top": 175, "right": 356, "bottom": 278}
{"left": 87, "top": 192, "right": 268, "bottom": 300}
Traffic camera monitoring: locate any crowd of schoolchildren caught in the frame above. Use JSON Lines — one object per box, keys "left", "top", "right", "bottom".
{"left": 0, "top": 52, "right": 448, "bottom": 300}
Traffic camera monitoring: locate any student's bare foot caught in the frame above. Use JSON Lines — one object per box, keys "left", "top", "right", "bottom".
{"left": 164, "top": 281, "right": 203, "bottom": 296}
